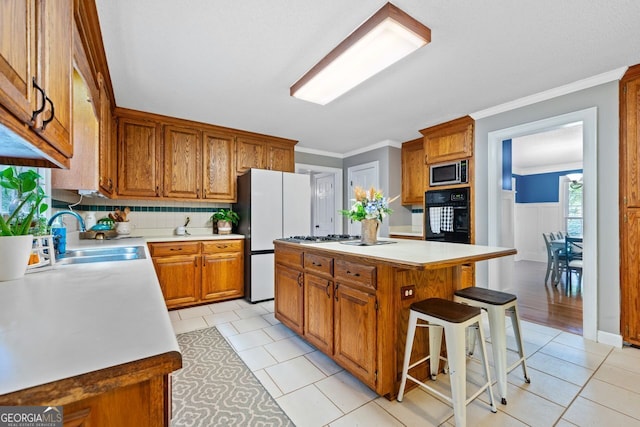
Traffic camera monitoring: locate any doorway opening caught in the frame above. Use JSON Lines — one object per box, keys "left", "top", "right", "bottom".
{"left": 296, "top": 164, "right": 343, "bottom": 236}
{"left": 346, "top": 161, "right": 379, "bottom": 236}
{"left": 487, "top": 107, "right": 597, "bottom": 340}
{"left": 509, "top": 123, "right": 584, "bottom": 334}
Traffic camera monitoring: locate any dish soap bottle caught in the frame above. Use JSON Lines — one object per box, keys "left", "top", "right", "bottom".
{"left": 51, "top": 217, "right": 66, "bottom": 255}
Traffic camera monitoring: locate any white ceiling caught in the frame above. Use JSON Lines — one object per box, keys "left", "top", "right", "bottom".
{"left": 511, "top": 123, "right": 583, "bottom": 174}
{"left": 95, "top": 0, "right": 640, "bottom": 156}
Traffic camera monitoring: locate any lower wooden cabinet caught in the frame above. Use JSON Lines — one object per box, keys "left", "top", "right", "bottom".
{"left": 149, "top": 239, "right": 244, "bottom": 309}
{"left": 275, "top": 245, "right": 378, "bottom": 389}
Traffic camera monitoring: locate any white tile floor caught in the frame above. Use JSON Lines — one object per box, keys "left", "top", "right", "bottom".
{"left": 170, "top": 299, "right": 640, "bottom": 427}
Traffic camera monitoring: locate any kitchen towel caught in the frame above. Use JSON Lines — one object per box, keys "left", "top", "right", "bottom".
{"left": 429, "top": 207, "right": 442, "bottom": 234}
{"left": 441, "top": 206, "right": 454, "bottom": 232}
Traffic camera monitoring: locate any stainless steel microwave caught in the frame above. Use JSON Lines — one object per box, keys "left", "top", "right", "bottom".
{"left": 429, "top": 159, "right": 468, "bottom": 186}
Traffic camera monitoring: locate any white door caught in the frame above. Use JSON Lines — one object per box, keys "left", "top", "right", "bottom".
{"left": 347, "top": 161, "right": 379, "bottom": 235}
{"left": 313, "top": 173, "right": 335, "bottom": 236}
{"left": 283, "top": 172, "right": 311, "bottom": 237}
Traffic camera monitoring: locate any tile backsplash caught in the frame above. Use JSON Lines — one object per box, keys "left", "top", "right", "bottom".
{"left": 51, "top": 190, "right": 230, "bottom": 232}
{"left": 411, "top": 206, "right": 423, "bottom": 229}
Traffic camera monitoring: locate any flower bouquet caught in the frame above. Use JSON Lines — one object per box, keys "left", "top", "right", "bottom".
{"left": 340, "top": 186, "right": 398, "bottom": 244}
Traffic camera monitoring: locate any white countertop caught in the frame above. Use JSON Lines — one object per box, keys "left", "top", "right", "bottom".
{"left": 0, "top": 238, "right": 179, "bottom": 396}
{"left": 118, "top": 227, "right": 245, "bottom": 243}
{"left": 295, "top": 238, "right": 516, "bottom": 268}
{"left": 388, "top": 225, "right": 423, "bottom": 237}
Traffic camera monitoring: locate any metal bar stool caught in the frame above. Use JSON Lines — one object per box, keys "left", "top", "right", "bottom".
{"left": 454, "top": 287, "right": 530, "bottom": 405}
{"left": 398, "top": 298, "right": 497, "bottom": 427}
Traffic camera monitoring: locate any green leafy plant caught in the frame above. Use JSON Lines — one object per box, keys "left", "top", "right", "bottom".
{"left": 211, "top": 209, "right": 240, "bottom": 225}
{"left": 0, "top": 166, "right": 48, "bottom": 236}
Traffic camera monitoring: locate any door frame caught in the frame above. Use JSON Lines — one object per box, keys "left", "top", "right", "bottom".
{"left": 487, "top": 107, "right": 597, "bottom": 341}
{"left": 296, "top": 163, "right": 343, "bottom": 235}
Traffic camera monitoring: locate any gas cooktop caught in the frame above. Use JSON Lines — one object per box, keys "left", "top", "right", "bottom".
{"left": 278, "top": 234, "right": 361, "bottom": 244}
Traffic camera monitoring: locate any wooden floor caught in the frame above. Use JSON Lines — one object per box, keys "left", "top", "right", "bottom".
{"left": 512, "top": 260, "right": 583, "bottom": 335}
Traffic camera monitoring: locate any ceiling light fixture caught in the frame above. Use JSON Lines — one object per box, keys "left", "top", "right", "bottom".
{"left": 290, "top": 2, "right": 431, "bottom": 105}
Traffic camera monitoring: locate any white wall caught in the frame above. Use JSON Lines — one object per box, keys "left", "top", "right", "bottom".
{"left": 514, "top": 202, "right": 563, "bottom": 262}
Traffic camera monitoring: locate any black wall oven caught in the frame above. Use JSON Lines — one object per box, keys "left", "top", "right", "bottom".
{"left": 424, "top": 187, "right": 470, "bottom": 243}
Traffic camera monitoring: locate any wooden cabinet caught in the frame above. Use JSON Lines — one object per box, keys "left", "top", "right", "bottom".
{"left": 236, "top": 135, "right": 296, "bottom": 175}
{"left": 33, "top": 0, "right": 73, "bottom": 157}
{"left": 275, "top": 244, "right": 379, "bottom": 390}
{"left": 201, "top": 240, "right": 244, "bottom": 302}
{"left": 116, "top": 108, "right": 296, "bottom": 201}
{"left": 334, "top": 283, "right": 377, "bottom": 386}
{"left": 118, "top": 117, "right": 162, "bottom": 197}
{"left": 150, "top": 240, "right": 244, "bottom": 309}
{"left": 620, "top": 65, "right": 640, "bottom": 346}
{"left": 150, "top": 242, "right": 201, "bottom": 308}
{"left": 268, "top": 141, "right": 295, "bottom": 172}
{"left": 98, "top": 72, "right": 116, "bottom": 196}
{"left": 0, "top": 0, "right": 73, "bottom": 168}
{"left": 275, "top": 246, "right": 305, "bottom": 335}
{"left": 202, "top": 131, "right": 236, "bottom": 201}
{"left": 236, "top": 136, "right": 267, "bottom": 173}
{"left": 401, "top": 137, "right": 426, "bottom": 205}
{"left": 420, "top": 116, "right": 474, "bottom": 164}
{"left": 0, "top": 0, "right": 36, "bottom": 124}
{"left": 163, "top": 125, "right": 202, "bottom": 199}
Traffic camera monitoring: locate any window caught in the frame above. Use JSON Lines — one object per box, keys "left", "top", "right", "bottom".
{"left": 0, "top": 165, "right": 50, "bottom": 217}
{"left": 562, "top": 177, "right": 583, "bottom": 236}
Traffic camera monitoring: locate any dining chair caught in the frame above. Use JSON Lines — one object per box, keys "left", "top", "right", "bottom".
{"left": 555, "top": 231, "right": 564, "bottom": 239}
{"left": 564, "top": 236, "right": 583, "bottom": 294}
{"left": 542, "top": 233, "right": 555, "bottom": 284}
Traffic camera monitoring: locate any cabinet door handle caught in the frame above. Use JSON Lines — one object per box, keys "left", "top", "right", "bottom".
{"left": 41, "top": 95, "right": 55, "bottom": 130}
{"left": 196, "top": 187, "right": 200, "bottom": 197}
{"left": 297, "top": 272, "right": 303, "bottom": 286}
{"left": 155, "top": 186, "right": 160, "bottom": 196}
{"left": 31, "top": 77, "right": 46, "bottom": 122}
{"left": 334, "top": 284, "right": 339, "bottom": 301}
{"left": 346, "top": 270, "right": 360, "bottom": 277}
{"left": 194, "top": 258, "right": 198, "bottom": 267}
{"left": 108, "top": 178, "right": 114, "bottom": 191}
{"left": 325, "top": 282, "right": 331, "bottom": 298}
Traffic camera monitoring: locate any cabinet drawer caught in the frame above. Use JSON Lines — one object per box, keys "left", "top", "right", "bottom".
{"left": 275, "top": 245, "right": 304, "bottom": 268}
{"left": 304, "top": 253, "right": 333, "bottom": 277}
{"left": 149, "top": 242, "right": 200, "bottom": 257}
{"left": 202, "top": 240, "right": 243, "bottom": 254}
{"left": 335, "top": 260, "right": 376, "bottom": 290}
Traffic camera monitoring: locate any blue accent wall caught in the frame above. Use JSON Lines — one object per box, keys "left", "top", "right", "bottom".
{"left": 502, "top": 139, "right": 512, "bottom": 190}
{"left": 514, "top": 169, "right": 582, "bottom": 203}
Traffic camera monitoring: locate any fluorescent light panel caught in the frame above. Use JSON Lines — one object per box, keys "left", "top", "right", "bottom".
{"left": 291, "top": 3, "right": 431, "bottom": 105}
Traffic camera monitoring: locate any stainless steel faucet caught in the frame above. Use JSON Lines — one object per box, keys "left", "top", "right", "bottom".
{"left": 47, "top": 210, "right": 87, "bottom": 232}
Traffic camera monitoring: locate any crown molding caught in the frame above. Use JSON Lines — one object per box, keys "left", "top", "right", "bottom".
{"left": 295, "top": 139, "right": 401, "bottom": 159}
{"left": 470, "top": 67, "right": 628, "bottom": 120}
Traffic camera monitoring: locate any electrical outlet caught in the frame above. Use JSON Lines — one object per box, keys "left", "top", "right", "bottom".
{"left": 401, "top": 285, "right": 416, "bottom": 300}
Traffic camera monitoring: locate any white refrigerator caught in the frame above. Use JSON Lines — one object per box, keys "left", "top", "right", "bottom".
{"left": 236, "top": 169, "right": 311, "bottom": 302}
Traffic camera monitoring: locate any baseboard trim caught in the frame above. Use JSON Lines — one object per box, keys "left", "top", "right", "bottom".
{"left": 597, "top": 330, "right": 623, "bottom": 348}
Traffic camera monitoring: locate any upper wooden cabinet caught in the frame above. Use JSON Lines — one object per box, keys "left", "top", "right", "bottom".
{"left": 237, "top": 135, "right": 296, "bottom": 174}
{"left": 33, "top": 0, "right": 73, "bottom": 157}
{"left": 0, "top": 0, "right": 73, "bottom": 168}
{"left": 118, "top": 117, "right": 162, "bottom": 197}
{"left": 98, "top": 72, "right": 116, "bottom": 196}
{"left": 163, "top": 125, "right": 202, "bottom": 199}
{"left": 420, "top": 116, "right": 474, "bottom": 164}
{"left": 202, "top": 131, "right": 236, "bottom": 201}
{"left": 401, "top": 137, "right": 425, "bottom": 205}
{"left": 0, "top": 0, "right": 36, "bottom": 124}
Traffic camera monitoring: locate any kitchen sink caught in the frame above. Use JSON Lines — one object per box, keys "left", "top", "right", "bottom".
{"left": 56, "top": 246, "right": 147, "bottom": 265}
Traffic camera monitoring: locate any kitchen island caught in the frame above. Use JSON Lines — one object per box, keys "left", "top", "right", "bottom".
{"left": 273, "top": 238, "right": 516, "bottom": 399}
{"left": 0, "top": 238, "right": 181, "bottom": 426}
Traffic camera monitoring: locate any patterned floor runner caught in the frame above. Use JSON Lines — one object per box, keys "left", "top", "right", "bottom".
{"left": 171, "top": 326, "right": 294, "bottom": 427}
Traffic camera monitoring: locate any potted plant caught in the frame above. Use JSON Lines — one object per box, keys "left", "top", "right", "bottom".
{"left": 211, "top": 209, "right": 239, "bottom": 235}
{"left": 0, "top": 166, "right": 48, "bottom": 281}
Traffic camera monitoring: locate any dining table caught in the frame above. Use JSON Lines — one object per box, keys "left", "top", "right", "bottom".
{"left": 549, "top": 236, "right": 583, "bottom": 284}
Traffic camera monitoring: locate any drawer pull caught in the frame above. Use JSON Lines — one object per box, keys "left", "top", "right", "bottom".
{"left": 170, "top": 248, "right": 183, "bottom": 251}
{"left": 346, "top": 270, "right": 360, "bottom": 277}
{"left": 312, "top": 261, "right": 322, "bottom": 267}
{"left": 217, "top": 245, "right": 228, "bottom": 248}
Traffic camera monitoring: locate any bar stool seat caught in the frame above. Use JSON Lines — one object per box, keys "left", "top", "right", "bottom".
{"left": 398, "top": 298, "right": 497, "bottom": 427}
{"left": 454, "top": 287, "right": 530, "bottom": 405}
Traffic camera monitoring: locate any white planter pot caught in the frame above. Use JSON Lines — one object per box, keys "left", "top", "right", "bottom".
{"left": 0, "top": 235, "right": 33, "bottom": 281}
